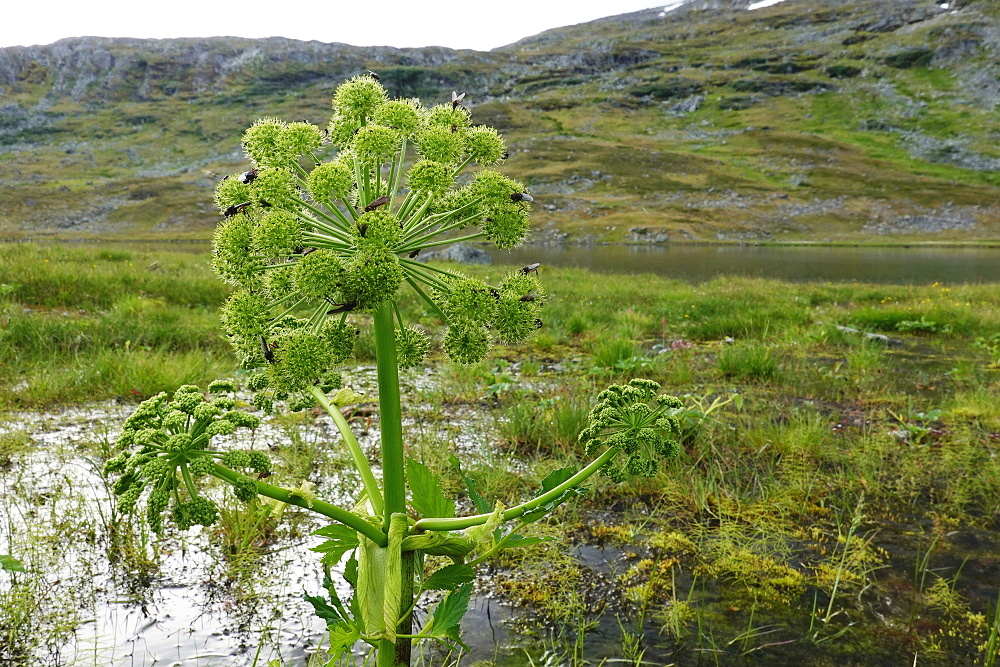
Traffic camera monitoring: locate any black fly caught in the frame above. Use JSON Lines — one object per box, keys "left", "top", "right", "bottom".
{"left": 408, "top": 248, "right": 421, "bottom": 258}
{"left": 451, "top": 91, "right": 467, "bottom": 111}
{"left": 327, "top": 301, "right": 358, "bottom": 315}
{"left": 367, "top": 70, "right": 380, "bottom": 81}
{"left": 224, "top": 202, "right": 252, "bottom": 217}
{"left": 260, "top": 335, "right": 275, "bottom": 363}
{"left": 236, "top": 169, "right": 258, "bottom": 185}
{"left": 510, "top": 192, "right": 534, "bottom": 204}
{"left": 519, "top": 262, "right": 540, "bottom": 275}
{"left": 519, "top": 293, "right": 538, "bottom": 303}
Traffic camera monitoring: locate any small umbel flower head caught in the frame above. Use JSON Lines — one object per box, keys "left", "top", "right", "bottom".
{"left": 464, "top": 126, "right": 507, "bottom": 166}
{"left": 415, "top": 124, "right": 465, "bottom": 164}
{"left": 292, "top": 249, "right": 346, "bottom": 302}
{"left": 103, "top": 384, "right": 264, "bottom": 533}
{"left": 443, "top": 321, "right": 491, "bottom": 364}
{"left": 341, "top": 240, "right": 404, "bottom": 309}
{"left": 439, "top": 275, "right": 498, "bottom": 324}
{"left": 576, "top": 379, "right": 684, "bottom": 483}
{"left": 406, "top": 159, "right": 454, "bottom": 195}
{"left": 355, "top": 209, "right": 402, "bottom": 246}
{"left": 253, "top": 209, "right": 302, "bottom": 257}
{"left": 395, "top": 327, "right": 430, "bottom": 369}
{"left": 308, "top": 159, "right": 354, "bottom": 203}
{"left": 373, "top": 99, "right": 421, "bottom": 136}
{"left": 242, "top": 117, "right": 286, "bottom": 168}
{"left": 212, "top": 214, "right": 265, "bottom": 290}
{"left": 354, "top": 124, "right": 401, "bottom": 162}
{"left": 248, "top": 167, "right": 299, "bottom": 212}
{"left": 332, "top": 74, "right": 387, "bottom": 129}
{"left": 264, "top": 329, "right": 334, "bottom": 395}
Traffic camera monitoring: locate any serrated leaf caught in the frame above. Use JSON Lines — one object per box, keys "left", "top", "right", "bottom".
{"left": 406, "top": 458, "right": 455, "bottom": 519}
{"left": 450, "top": 455, "right": 490, "bottom": 514}
{"left": 324, "top": 621, "right": 361, "bottom": 664}
{"left": 423, "top": 563, "right": 475, "bottom": 591}
{"left": 304, "top": 594, "right": 346, "bottom": 625}
{"left": 425, "top": 582, "right": 472, "bottom": 642}
{"left": 311, "top": 523, "right": 359, "bottom": 566}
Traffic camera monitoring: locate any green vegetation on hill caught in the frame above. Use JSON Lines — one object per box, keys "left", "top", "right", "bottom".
{"left": 0, "top": 0, "right": 998, "bottom": 242}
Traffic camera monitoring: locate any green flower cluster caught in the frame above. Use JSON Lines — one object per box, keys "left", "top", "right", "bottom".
{"left": 577, "top": 379, "right": 684, "bottom": 483}
{"left": 438, "top": 271, "right": 546, "bottom": 364}
{"left": 211, "top": 74, "right": 543, "bottom": 400}
{"left": 103, "top": 383, "right": 267, "bottom": 533}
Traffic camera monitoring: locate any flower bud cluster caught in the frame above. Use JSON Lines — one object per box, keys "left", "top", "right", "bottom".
{"left": 212, "top": 74, "right": 544, "bottom": 396}
{"left": 103, "top": 383, "right": 266, "bottom": 533}
{"left": 577, "top": 379, "right": 684, "bottom": 483}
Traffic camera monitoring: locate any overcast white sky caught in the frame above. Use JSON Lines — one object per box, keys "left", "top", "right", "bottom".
{"left": 2, "top": 1, "right": 675, "bottom": 51}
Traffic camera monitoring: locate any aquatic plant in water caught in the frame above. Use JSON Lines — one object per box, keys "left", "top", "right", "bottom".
{"left": 103, "top": 74, "right": 686, "bottom": 666}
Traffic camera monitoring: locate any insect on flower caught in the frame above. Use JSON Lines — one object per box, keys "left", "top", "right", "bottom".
{"left": 534, "top": 318, "right": 544, "bottom": 329}
{"left": 364, "top": 195, "right": 391, "bottom": 212}
{"left": 260, "top": 335, "right": 275, "bottom": 363}
{"left": 327, "top": 301, "right": 358, "bottom": 315}
{"left": 224, "top": 202, "right": 252, "bottom": 217}
{"left": 451, "top": 91, "right": 467, "bottom": 111}
{"left": 511, "top": 192, "right": 534, "bottom": 204}
{"left": 236, "top": 169, "right": 258, "bottom": 185}
{"left": 520, "top": 263, "right": 540, "bottom": 275}
{"left": 256, "top": 471, "right": 272, "bottom": 480}
{"left": 519, "top": 292, "right": 538, "bottom": 303}
{"left": 367, "top": 70, "right": 380, "bottom": 81}
{"left": 408, "top": 249, "right": 421, "bottom": 258}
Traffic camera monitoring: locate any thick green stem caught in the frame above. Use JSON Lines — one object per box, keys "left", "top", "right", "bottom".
{"left": 373, "top": 300, "right": 406, "bottom": 533}
{"left": 371, "top": 306, "right": 409, "bottom": 666}
{"left": 210, "top": 463, "right": 387, "bottom": 546}
{"left": 309, "top": 386, "right": 384, "bottom": 518}
{"left": 413, "top": 446, "right": 618, "bottom": 532}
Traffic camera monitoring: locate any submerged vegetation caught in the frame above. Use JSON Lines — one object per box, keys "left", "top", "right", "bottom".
{"left": 3, "top": 241, "right": 1000, "bottom": 664}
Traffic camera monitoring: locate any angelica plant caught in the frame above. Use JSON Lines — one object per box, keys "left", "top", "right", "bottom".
{"left": 104, "top": 74, "right": 687, "bottom": 666}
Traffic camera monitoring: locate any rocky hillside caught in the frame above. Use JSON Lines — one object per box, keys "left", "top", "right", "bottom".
{"left": 0, "top": 0, "right": 998, "bottom": 242}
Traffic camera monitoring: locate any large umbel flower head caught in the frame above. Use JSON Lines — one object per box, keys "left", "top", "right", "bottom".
{"left": 577, "top": 379, "right": 684, "bottom": 483}
{"left": 212, "top": 75, "right": 542, "bottom": 409}
{"left": 103, "top": 382, "right": 269, "bottom": 533}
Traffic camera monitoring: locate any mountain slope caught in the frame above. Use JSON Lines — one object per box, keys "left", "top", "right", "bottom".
{"left": 0, "top": 0, "right": 997, "bottom": 242}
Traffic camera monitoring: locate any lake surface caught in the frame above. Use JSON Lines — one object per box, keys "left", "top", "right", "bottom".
{"left": 484, "top": 244, "right": 1000, "bottom": 284}
{"left": 42, "top": 239, "right": 1000, "bottom": 284}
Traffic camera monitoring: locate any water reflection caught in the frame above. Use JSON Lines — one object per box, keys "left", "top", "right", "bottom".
{"left": 42, "top": 239, "right": 1000, "bottom": 284}
{"left": 486, "top": 245, "right": 1000, "bottom": 284}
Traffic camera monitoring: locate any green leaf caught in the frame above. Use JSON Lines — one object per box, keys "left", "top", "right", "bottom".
{"left": 423, "top": 563, "right": 475, "bottom": 591}
{"left": 425, "top": 582, "right": 472, "bottom": 644}
{"left": 311, "top": 523, "right": 359, "bottom": 566}
{"left": 539, "top": 466, "right": 576, "bottom": 493}
{"left": 0, "top": 555, "right": 25, "bottom": 573}
{"left": 304, "top": 594, "right": 346, "bottom": 625}
{"left": 324, "top": 621, "right": 361, "bottom": 664}
{"left": 406, "top": 458, "right": 455, "bottom": 519}
{"left": 450, "top": 455, "right": 490, "bottom": 514}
